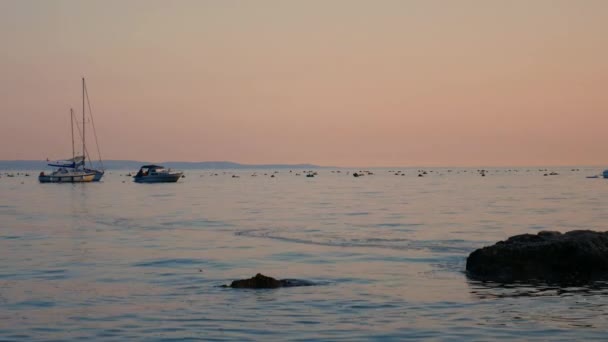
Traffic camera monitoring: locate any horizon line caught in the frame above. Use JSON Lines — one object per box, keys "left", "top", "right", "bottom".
{"left": 0, "top": 159, "right": 605, "bottom": 169}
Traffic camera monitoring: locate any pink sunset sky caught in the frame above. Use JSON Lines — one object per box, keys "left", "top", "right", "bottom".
{"left": 0, "top": 0, "right": 606, "bottom": 167}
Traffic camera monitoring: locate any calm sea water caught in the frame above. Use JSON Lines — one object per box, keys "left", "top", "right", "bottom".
{"left": 1, "top": 167, "right": 608, "bottom": 341}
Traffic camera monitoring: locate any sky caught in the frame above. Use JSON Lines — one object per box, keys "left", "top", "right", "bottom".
{"left": 0, "top": 0, "right": 607, "bottom": 167}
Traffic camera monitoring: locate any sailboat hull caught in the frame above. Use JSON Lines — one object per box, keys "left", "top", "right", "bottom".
{"left": 92, "top": 171, "right": 104, "bottom": 182}
{"left": 86, "top": 169, "right": 105, "bottom": 182}
{"left": 39, "top": 172, "right": 96, "bottom": 183}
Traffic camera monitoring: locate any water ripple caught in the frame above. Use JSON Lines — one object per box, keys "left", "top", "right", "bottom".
{"left": 2, "top": 168, "right": 608, "bottom": 340}
{"left": 235, "top": 228, "right": 481, "bottom": 254}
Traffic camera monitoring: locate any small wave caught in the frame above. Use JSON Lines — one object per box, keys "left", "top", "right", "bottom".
{"left": 468, "top": 280, "right": 608, "bottom": 299}
{"left": 161, "top": 219, "right": 231, "bottom": 228}
{"left": 149, "top": 193, "right": 175, "bottom": 198}
{"left": 133, "top": 258, "right": 204, "bottom": 267}
{"left": 15, "top": 300, "right": 56, "bottom": 308}
{"left": 96, "top": 217, "right": 232, "bottom": 231}
{"left": 8, "top": 269, "right": 70, "bottom": 280}
{"left": 346, "top": 212, "right": 369, "bottom": 216}
{"left": 377, "top": 223, "right": 423, "bottom": 228}
{"left": 95, "top": 217, "right": 142, "bottom": 229}
{"left": 235, "top": 229, "right": 479, "bottom": 254}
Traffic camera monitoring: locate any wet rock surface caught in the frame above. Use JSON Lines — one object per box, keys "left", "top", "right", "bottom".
{"left": 224, "top": 273, "right": 317, "bottom": 289}
{"left": 466, "top": 230, "right": 608, "bottom": 284}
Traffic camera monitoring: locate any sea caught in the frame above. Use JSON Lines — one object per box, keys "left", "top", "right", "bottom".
{"left": 1, "top": 167, "right": 608, "bottom": 341}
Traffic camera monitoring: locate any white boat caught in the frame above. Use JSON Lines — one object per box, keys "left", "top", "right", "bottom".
{"left": 39, "top": 108, "right": 96, "bottom": 183}
{"left": 40, "top": 78, "right": 105, "bottom": 183}
{"left": 133, "top": 165, "right": 183, "bottom": 183}
{"left": 39, "top": 167, "right": 95, "bottom": 183}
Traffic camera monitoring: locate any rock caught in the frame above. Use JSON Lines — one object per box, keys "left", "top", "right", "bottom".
{"left": 225, "top": 273, "right": 317, "bottom": 289}
{"left": 229, "top": 273, "right": 282, "bottom": 288}
{"left": 466, "top": 230, "right": 608, "bottom": 284}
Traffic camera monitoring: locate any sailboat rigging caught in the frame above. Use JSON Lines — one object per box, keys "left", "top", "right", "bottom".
{"left": 76, "top": 78, "right": 104, "bottom": 181}
{"left": 38, "top": 108, "right": 94, "bottom": 183}
{"left": 39, "top": 78, "right": 104, "bottom": 183}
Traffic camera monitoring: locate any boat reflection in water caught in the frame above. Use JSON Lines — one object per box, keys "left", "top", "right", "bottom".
{"left": 133, "top": 165, "right": 183, "bottom": 183}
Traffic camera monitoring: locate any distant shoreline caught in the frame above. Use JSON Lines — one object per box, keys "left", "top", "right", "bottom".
{"left": 0, "top": 160, "right": 602, "bottom": 170}
{"left": 0, "top": 160, "right": 322, "bottom": 170}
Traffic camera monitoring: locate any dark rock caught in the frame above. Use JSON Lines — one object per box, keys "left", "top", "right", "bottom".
{"left": 466, "top": 230, "right": 608, "bottom": 284}
{"left": 229, "top": 273, "right": 282, "bottom": 288}
{"left": 225, "top": 273, "right": 317, "bottom": 289}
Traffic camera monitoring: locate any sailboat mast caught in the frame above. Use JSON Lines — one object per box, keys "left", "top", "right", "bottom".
{"left": 70, "top": 108, "right": 75, "bottom": 162}
{"left": 82, "top": 77, "right": 85, "bottom": 164}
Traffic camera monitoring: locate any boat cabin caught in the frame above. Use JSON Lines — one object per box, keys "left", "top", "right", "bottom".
{"left": 135, "top": 165, "right": 168, "bottom": 177}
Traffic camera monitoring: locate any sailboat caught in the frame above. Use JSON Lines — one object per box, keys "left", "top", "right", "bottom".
{"left": 39, "top": 109, "right": 96, "bottom": 183}
{"left": 39, "top": 78, "right": 104, "bottom": 183}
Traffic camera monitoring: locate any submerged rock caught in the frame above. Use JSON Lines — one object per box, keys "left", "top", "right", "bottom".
{"left": 225, "top": 273, "right": 317, "bottom": 289}
{"left": 466, "top": 230, "right": 608, "bottom": 284}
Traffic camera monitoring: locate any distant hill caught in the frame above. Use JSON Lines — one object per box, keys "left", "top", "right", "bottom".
{"left": 0, "top": 160, "right": 320, "bottom": 170}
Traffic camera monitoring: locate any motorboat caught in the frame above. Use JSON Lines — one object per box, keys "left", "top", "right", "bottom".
{"left": 133, "top": 165, "right": 183, "bottom": 183}
{"left": 603, "top": 170, "right": 608, "bottom": 179}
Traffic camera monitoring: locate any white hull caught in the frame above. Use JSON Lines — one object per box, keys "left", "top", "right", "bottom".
{"left": 39, "top": 172, "right": 95, "bottom": 183}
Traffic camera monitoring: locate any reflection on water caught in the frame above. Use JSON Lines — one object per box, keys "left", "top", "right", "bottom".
{"left": 1, "top": 167, "right": 608, "bottom": 340}
{"left": 467, "top": 280, "right": 608, "bottom": 330}
{"left": 468, "top": 280, "right": 608, "bottom": 299}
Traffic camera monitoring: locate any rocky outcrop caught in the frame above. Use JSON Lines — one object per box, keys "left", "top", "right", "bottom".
{"left": 224, "top": 273, "right": 317, "bottom": 289}
{"left": 466, "top": 230, "right": 608, "bottom": 284}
